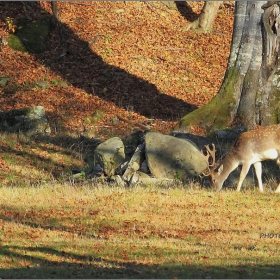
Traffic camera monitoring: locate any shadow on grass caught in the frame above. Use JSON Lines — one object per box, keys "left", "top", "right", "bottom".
{"left": 1, "top": 2, "right": 197, "bottom": 121}
{"left": 0, "top": 245, "right": 279, "bottom": 279}
{"left": 0, "top": 133, "right": 96, "bottom": 183}
{"left": 1, "top": 130, "right": 279, "bottom": 191}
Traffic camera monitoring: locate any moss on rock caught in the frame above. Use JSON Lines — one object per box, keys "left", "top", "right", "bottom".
{"left": 8, "top": 17, "right": 54, "bottom": 54}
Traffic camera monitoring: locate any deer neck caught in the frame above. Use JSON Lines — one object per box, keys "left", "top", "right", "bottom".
{"left": 219, "top": 152, "right": 240, "bottom": 181}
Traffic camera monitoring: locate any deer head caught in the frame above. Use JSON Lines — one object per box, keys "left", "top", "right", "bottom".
{"left": 201, "top": 143, "right": 225, "bottom": 191}
{"left": 202, "top": 125, "right": 280, "bottom": 192}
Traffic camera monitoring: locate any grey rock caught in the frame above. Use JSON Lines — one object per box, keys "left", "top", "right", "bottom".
{"left": 145, "top": 132, "right": 208, "bottom": 180}
{"left": 170, "top": 131, "right": 212, "bottom": 150}
{"left": 140, "top": 159, "right": 149, "bottom": 174}
{"left": 110, "top": 175, "right": 127, "bottom": 187}
{"left": 115, "top": 160, "right": 129, "bottom": 175}
{"left": 123, "top": 144, "right": 145, "bottom": 182}
{"left": 82, "top": 137, "right": 103, "bottom": 167}
{"left": 0, "top": 76, "right": 10, "bottom": 87}
{"left": 94, "top": 137, "right": 126, "bottom": 176}
{"left": 71, "top": 171, "right": 86, "bottom": 179}
{"left": 215, "top": 126, "right": 247, "bottom": 142}
{"left": 123, "top": 130, "right": 145, "bottom": 155}
{"left": 8, "top": 17, "right": 53, "bottom": 54}
{"left": 130, "top": 173, "right": 175, "bottom": 188}
{"left": 128, "top": 171, "right": 152, "bottom": 187}
{"left": 35, "top": 80, "right": 50, "bottom": 89}
{"left": 0, "top": 106, "right": 51, "bottom": 135}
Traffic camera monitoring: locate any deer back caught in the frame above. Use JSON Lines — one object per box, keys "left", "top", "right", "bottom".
{"left": 232, "top": 125, "right": 280, "bottom": 161}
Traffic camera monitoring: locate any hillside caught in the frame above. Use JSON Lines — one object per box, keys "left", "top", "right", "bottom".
{"left": 0, "top": 1, "right": 234, "bottom": 184}
{"left": 0, "top": 1, "right": 234, "bottom": 138}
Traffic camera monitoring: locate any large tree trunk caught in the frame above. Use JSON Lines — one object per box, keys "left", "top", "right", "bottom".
{"left": 185, "top": 1, "right": 221, "bottom": 33}
{"left": 177, "top": 1, "right": 280, "bottom": 133}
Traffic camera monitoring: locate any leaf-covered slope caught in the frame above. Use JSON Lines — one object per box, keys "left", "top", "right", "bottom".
{"left": 0, "top": 1, "right": 234, "bottom": 139}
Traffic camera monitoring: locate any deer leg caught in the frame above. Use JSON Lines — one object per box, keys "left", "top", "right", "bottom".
{"left": 253, "top": 162, "right": 263, "bottom": 192}
{"left": 236, "top": 163, "right": 251, "bottom": 192}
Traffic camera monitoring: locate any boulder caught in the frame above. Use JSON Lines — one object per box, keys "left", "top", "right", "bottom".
{"left": 140, "top": 159, "right": 149, "bottom": 174}
{"left": 215, "top": 126, "right": 247, "bottom": 143}
{"left": 35, "top": 80, "right": 50, "bottom": 89}
{"left": 0, "top": 76, "right": 10, "bottom": 87}
{"left": 170, "top": 131, "right": 212, "bottom": 150}
{"left": 129, "top": 172, "right": 175, "bottom": 188}
{"left": 8, "top": 17, "right": 54, "bottom": 54}
{"left": 123, "top": 130, "right": 145, "bottom": 155}
{"left": 0, "top": 106, "right": 51, "bottom": 135}
{"left": 145, "top": 132, "right": 208, "bottom": 180}
{"left": 123, "top": 144, "right": 145, "bottom": 182}
{"left": 110, "top": 175, "right": 127, "bottom": 187}
{"left": 94, "top": 137, "right": 126, "bottom": 176}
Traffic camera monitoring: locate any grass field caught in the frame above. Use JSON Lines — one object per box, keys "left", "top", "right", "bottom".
{"left": 0, "top": 132, "right": 280, "bottom": 279}
{"left": 1, "top": 181, "right": 280, "bottom": 279}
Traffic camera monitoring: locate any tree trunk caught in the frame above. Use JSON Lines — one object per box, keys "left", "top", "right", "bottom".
{"left": 177, "top": 1, "right": 280, "bottom": 133}
{"left": 51, "top": 2, "right": 59, "bottom": 20}
{"left": 185, "top": 1, "right": 221, "bottom": 33}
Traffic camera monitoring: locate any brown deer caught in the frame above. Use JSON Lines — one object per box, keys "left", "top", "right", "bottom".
{"left": 203, "top": 125, "right": 280, "bottom": 192}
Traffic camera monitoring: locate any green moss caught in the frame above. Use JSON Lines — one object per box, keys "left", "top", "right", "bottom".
{"left": 7, "top": 34, "right": 27, "bottom": 52}
{"left": 219, "top": 67, "right": 239, "bottom": 98}
{"left": 177, "top": 67, "right": 240, "bottom": 133}
{"left": 270, "top": 89, "right": 280, "bottom": 123}
{"left": 8, "top": 17, "right": 54, "bottom": 54}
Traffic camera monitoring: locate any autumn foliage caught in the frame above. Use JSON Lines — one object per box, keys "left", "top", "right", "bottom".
{"left": 0, "top": 1, "right": 234, "bottom": 139}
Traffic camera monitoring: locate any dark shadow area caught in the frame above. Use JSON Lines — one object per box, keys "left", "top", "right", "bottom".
{"left": 175, "top": 1, "right": 200, "bottom": 22}
{"left": 0, "top": 202, "right": 279, "bottom": 277}
{"left": 0, "top": 130, "right": 209, "bottom": 188}
{"left": 0, "top": 204, "right": 265, "bottom": 243}
{"left": 0, "top": 243, "right": 279, "bottom": 278}
{"left": 1, "top": 2, "right": 197, "bottom": 121}
{"left": 0, "top": 132, "right": 102, "bottom": 183}
{"left": 0, "top": 143, "right": 75, "bottom": 183}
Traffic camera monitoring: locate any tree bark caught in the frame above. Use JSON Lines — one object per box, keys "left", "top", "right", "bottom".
{"left": 185, "top": 1, "right": 221, "bottom": 33}
{"left": 177, "top": 1, "right": 280, "bottom": 133}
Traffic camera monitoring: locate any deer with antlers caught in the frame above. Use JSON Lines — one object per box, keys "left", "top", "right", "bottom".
{"left": 203, "top": 125, "right": 280, "bottom": 192}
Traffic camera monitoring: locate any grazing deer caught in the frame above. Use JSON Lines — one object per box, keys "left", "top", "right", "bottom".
{"left": 203, "top": 125, "right": 280, "bottom": 192}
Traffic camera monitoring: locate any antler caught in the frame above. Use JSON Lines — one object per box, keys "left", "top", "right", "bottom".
{"left": 204, "top": 144, "right": 216, "bottom": 167}
{"left": 201, "top": 144, "right": 216, "bottom": 176}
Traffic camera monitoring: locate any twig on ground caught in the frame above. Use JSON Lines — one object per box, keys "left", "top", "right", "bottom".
{"left": 117, "top": 115, "right": 150, "bottom": 131}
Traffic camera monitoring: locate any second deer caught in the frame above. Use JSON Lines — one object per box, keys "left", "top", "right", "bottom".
{"left": 203, "top": 124, "right": 280, "bottom": 192}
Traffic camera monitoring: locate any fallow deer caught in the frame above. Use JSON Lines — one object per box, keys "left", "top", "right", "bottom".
{"left": 203, "top": 125, "right": 280, "bottom": 192}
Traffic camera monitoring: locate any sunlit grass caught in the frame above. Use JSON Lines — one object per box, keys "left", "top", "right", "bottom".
{"left": 0, "top": 183, "right": 280, "bottom": 278}
{"left": 0, "top": 131, "right": 85, "bottom": 186}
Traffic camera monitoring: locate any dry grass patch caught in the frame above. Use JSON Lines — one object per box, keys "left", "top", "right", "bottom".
{"left": 0, "top": 184, "right": 280, "bottom": 278}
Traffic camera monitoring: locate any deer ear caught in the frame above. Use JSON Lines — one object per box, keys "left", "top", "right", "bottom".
{"left": 217, "top": 164, "right": 223, "bottom": 175}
